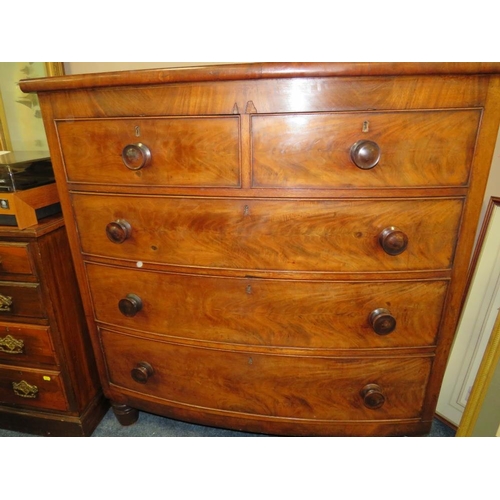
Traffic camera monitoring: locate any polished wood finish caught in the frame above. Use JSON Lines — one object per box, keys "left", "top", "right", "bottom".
{"left": 19, "top": 62, "right": 500, "bottom": 92}
{"left": 0, "top": 216, "right": 107, "bottom": 436}
{"left": 0, "top": 183, "right": 59, "bottom": 230}
{"left": 58, "top": 117, "right": 240, "bottom": 186}
{"left": 0, "top": 365, "right": 67, "bottom": 411}
{"left": 85, "top": 263, "right": 447, "bottom": 350}
{"left": 0, "top": 243, "right": 34, "bottom": 276}
{"left": 72, "top": 194, "right": 463, "bottom": 272}
{"left": 0, "top": 323, "right": 55, "bottom": 364}
{"left": 252, "top": 110, "right": 479, "bottom": 188}
{"left": 22, "top": 63, "right": 500, "bottom": 436}
{"left": 101, "top": 328, "right": 432, "bottom": 421}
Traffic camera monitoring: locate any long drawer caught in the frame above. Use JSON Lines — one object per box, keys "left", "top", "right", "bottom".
{"left": 72, "top": 194, "right": 463, "bottom": 272}
{"left": 57, "top": 117, "right": 241, "bottom": 187}
{"left": 0, "top": 364, "right": 67, "bottom": 411}
{"left": 101, "top": 328, "right": 432, "bottom": 421}
{"left": 252, "top": 110, "right": 481, "bottom": 188}
{"left": 86, "top": 263, "right": 447, "bottom": 349}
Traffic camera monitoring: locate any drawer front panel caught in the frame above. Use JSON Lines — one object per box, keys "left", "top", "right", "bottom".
{"left": 0, "top": 243, "right": 34, "bottom": 277}
{"left": 252, "top": 110, "right": 481, "bottom": 188}
{"left": 57, "top": 117, "right": 241, "bottom": 187}
{"left": 0, "top": 282, "right": 45, "bottom": 320}
{"left": 73, "top": 194, "right": 463, "bottom": 272}
{"left": 101, "top": 329, "right": 431, "bottom": 420}
{"left": 87, "top": 263, "right": 447, "bottom": 349}
{"left": 0, "top": 365, "right": 67, "bottom": 411}
{"left": 0, "top": 323, "right": 56, "bottom": 365}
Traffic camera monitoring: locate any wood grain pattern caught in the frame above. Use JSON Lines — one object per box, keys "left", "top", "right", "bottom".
{"left": 57, "top": 116, "right": 240, "bottom": 187}
{"left": 0, "top": 323, "right": 56, "bottom": 366}
{"left": 19, "top": 62, "right": 500, "bottom": 93}
{"left": 28, "top": 76, "right": 489, "bottom": 121}
{"left": 252, "top": 110, "right": 480, "bottom": 188}
{"left": 0, "top": 365, "right": 67, "bottom": 411}
{"left": 0, "top": 282, "right": 45, "bottom": 320}
{"left": 101, "top": 328, "right": 432, "bottom": 421}
{"left": 86, "top": 263, "right": 447, "bottom": 349}
{"left": 23, "top": 63, "right": 500, "bottom": 436}
{"left": 73, "top": 194, "right": 463, "bottom": 272}
{"left": 0, "top": 243, "right": 34, "bottom": 276}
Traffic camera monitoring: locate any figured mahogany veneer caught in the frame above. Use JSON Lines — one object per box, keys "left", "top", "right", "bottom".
{"left": 21, "top": 63, "right": 500, "bottom": 436}
{"left": 57, "top": 117, "right": 241, "bottom": 187}
{"left": 85, "top": 263, "right": 447, "bottom": 350}
{"left": 252, "top": 110, "right": 480, "bottom": 188}
{"left": 72, "top": 194, "right": 463, "bottom": 272}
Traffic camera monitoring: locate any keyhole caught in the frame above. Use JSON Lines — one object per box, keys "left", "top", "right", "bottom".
{"left": 362, "top": 121, "right": 369, "bottom": 133}
{"left": 135, "top": 126, "right": 141, "bottom": 137}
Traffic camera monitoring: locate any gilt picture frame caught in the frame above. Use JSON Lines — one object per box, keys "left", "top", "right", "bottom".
{"left": 456, "top": 196, "right": 500, "bottom": 436}
{"left": 0, "top": 62, "right": 64, "bottom": 152}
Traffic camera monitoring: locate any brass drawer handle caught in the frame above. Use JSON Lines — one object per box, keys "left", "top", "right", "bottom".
{"left": 12, "top": 380, "right": 39, "bottom": 399}
{"left": 369, "top": 308, "right": 396, "bottom": 335}
{"left": 0, "top": 294, "right": 13, "bottom": 313}
{"left": 122, "top": 143, "right": 152, "bottom": 170}
{"left": 0, "top": 334, "right": 25, "bottom": 354}
{"left": 350, "top": 140, "right": 381, "bottom": 170}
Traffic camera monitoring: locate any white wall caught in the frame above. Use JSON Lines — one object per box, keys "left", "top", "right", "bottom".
{"left": 63, "top": 62, "right": 230, "bottom": 74}
{"left": 479, "top": 127, "right": 500, "bottom": 229}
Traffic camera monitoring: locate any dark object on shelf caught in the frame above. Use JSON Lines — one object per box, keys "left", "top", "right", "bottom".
{"left": 0, "top": 152, "right": 60, "bottom": 229}
{"left": 0, "top": 151, "right": 55, "bottom": 192}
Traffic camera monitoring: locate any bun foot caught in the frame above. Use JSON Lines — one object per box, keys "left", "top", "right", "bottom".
{"left": 111, "top": 402, "right": 139, "bottom": 426}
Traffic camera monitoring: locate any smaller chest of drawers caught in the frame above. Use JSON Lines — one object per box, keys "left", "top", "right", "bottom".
{"left": 0, "top": 216, "right": 107, "bottom": 436}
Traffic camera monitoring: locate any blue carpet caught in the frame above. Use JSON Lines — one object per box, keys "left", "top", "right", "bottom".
{"left": 0, "top": 408, "right": 456, "bottom": 437}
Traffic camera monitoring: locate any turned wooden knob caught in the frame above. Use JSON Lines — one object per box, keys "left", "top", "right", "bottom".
{"left": 350, "top": 140, "right": 381, "bottom": 169}
{"left": 369, "top": 308, "right": 396, "bottom": 335}
{"left": 122, "top": 142, "right": 152, "bottom": 170}
{"left": 131, "top": 361, "right": 154, "bottom": 384}
{"left": 361, "top": 383, "right": 386, "bottom": 409}
{"left": 118, "top": 293, "right": 143, "bottom": 317}
{"left": 379, "top": 226, "right": 408, "bottom": 256}
{"left": 106, "top": 219, "right": 132, "bottom": 243}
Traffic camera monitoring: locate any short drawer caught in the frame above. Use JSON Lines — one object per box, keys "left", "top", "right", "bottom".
{"left": 73, "top": 194, "right": 463, "bottom": 272}
{"left": 101, "top": 328, "right": 432, "bottom": 421}
{"left": 0, "top": 282, "right": 45, "bottom": 320}
{"left": 252, "top": 110, "right": 481, "bottom": 188}
{"left": 87, "top": 263, "right": 448, "bottom": 349}
{"left": 57, "top": 116, "right": 241, "bottom": 187}
{"left": 0, "top": 364, "right": 68, "bottom": 411}
{"left": 0, "top": 322, "right": 56, "bottom": 365}
{"left": 0, "top": 242, "right": 35, "bottom": 278}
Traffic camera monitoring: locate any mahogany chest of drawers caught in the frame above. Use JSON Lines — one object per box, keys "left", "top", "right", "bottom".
{"left": 0, "top": 216, "right": 107, "bottom": 436}
{"left": 21, "top": 63, "right": 500, "bottom": 436}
